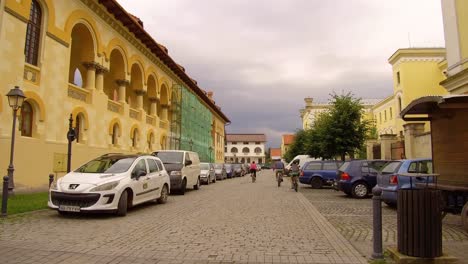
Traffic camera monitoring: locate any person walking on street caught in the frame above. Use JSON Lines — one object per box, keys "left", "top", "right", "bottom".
{"left": 250, "top": 161, "right": 257, "bottom": 182}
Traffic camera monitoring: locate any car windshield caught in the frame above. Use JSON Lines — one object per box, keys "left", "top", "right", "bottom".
{"left": 214, "top": 164, "right": 223, "bottom": 169}
{"left": 339, "top": 161, "right": 351, "bottom": 171}
{"left": 381, "top": 161, "right": 402, "bottom": 174}
{"left": 225, "top": 164, "right": 232, "bottom": 169}
{"left": 75, "top": 157, "right": 136, "bottom": 174}
{"left": 200, "top": 163, "right": 210, "bottom": 170}
{"left": 153, "top": 152, "right": 183, "bottom": 164}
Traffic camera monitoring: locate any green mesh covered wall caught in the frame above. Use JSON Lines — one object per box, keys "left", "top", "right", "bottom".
{"left": 180, "top": 86, "right": 214, "bottom": 162}
{"left": 169, "top": 85, "right": 182, "bottom": 150}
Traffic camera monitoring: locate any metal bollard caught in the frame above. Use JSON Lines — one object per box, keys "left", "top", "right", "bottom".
{"left": 49, "top": 174, "right": 54, "bottom": 188}
{"left": 372, "top": 186, "right": 383, "bottom": 259}
{"left": 1, "top": 176, "right": 9, "bottom": 217}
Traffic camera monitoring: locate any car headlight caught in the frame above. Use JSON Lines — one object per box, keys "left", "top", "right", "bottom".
{"left": 170, "top": 171, "right": 181, "bottom": 176}
{"left": 50, "top": 181, "right": 58, "bottom": 191}
{"left": 90, "top": 180, "right": 120, "bottom": 192}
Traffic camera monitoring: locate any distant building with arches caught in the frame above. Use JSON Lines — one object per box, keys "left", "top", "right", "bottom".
{"left": 0, "top": 0, "right": 229, "bottom": 190}
{"left": 225, "top": 134, "right": 266, "bottom": 164}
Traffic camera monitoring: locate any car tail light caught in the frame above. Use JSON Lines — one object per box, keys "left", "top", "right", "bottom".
{"left": 389, "top": 175, "right": 398, "bottom": 185}
{"left": 300, "top": 170, "right": 304, "bottom": 176}
{"left": 341, "top": 172, "right": 350, "bottom": 181}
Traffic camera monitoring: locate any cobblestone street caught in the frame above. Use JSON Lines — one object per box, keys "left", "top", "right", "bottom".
{"left": 300, "top": 184, "right": 468, "bottom": 263}
{"left": 0, "top": 171, "right": 366, "bottom": 264}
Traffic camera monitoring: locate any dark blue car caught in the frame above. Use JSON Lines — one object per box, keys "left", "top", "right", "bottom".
{"left": 299, "top": 160, "right": 343, "bottom": 189}
{"left": 225, "top": 164, "right": 233, "bottom": 178}
{"left": 376, "top": 158, "right": 433, "bottom": 206}
{"left": 336, "top": 159, "right": 390, "bottom": 198}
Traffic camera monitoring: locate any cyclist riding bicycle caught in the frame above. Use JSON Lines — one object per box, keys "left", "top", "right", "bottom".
{"left": 273, "top": 159, "right": 285, "bottom": 183}
{"left": 250, "top": 161, "right": 257, "bottom": 182}
{"left": 289, "top": 160, "right": 300, "bottom": 190}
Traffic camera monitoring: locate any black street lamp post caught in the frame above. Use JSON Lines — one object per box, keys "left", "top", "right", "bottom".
{"left": 67, "top": 114, "right": 76, "bottom": 173}
{"left": 5, "top": 86, "right": 26, "bottom": 193}
{"left": 189, "top": 139, "right": 193, "bottom": 151}
{"left": 209, "top": 146, "right": 213, "bottom": 163}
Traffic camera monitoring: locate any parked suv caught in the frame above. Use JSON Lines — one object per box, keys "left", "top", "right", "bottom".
{"left": 376, "top": 158, "right": 433, "bottom": 206}
{"left": 48, "top": 153, "right": 170, "bottom": 216}
{"left": 152, "top": 150, "right": 201, "bottom": 195}
{"left": 335, "top": 159, "right": 390, "bottom": 198}
{"left": 299, "top": 160, "right": 343, "bottom": 188}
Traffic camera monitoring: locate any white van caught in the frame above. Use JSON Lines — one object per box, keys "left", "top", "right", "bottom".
{"left": 152, "top": 150, "right": 201, "bottom": 195}
{"left": 285, "top": 155, "right": 319, "bottom": 171}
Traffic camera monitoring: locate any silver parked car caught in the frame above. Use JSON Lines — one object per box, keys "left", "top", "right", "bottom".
{"left": 200, "top": 162, "right": 216, "bottom": 184}
{"left": 214, "top": 163, "right": 227, "bottom": 180}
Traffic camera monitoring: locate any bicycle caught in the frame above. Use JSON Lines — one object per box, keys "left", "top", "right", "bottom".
{"left": 276, "top": 170, "right": 283, "bottom": 187}
{"left": 250, "top": 169, "right": 256, "bottom": 183}
{"left": 290, "top": 171, "right": 299, "bottom": 192}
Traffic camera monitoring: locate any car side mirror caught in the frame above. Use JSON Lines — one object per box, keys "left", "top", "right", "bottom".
{"left": 132, "top": 170, "right": 147, "bottom": 179}
{"left": 185, "top": 160, "right": 192, "bottom": 166}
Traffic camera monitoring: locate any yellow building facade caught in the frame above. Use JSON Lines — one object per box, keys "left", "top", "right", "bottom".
{"left": 441, "top": 0, "right": 468, "bottom": 94}
{"left": 0, "top": 0, "right": 228, "bottom": 191}
{"left": 371, "top": 48, "right": 447, "bottom": 138}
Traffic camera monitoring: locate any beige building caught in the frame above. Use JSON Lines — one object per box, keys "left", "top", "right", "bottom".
{"left": 225, "top": 134, "right": 266, "bottom": 164}
{"left": 0, "top": 0, "right": 228, "bottom": 191}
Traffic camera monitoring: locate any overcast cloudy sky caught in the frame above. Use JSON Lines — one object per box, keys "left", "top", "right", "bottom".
{"left": 118, "top": 0, "right": 445, "bottom": 148}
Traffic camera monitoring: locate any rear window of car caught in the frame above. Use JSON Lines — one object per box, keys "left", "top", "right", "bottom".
{"left": 339, "top": 161, "right": 351, "bottom": 171}
{"left": 323, "top": 162, "right": 338, "bottom": 170}
{"left": 214, "top": 164, "right": 223, "bottom": 169}
{"left": 200, "top": 163, "right": 210, "bottom": 170}
{"left": 381, "top": 161, "right": 402, "bottom": 174}
{"left": 305, "top": 162, "right": 322, "bottom": 170}
{"left": 153, "top": 152, "right": 184, "bottom": 164}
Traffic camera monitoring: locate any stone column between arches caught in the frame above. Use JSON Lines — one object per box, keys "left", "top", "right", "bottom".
{"left": 135, "top": 90, "right": 145, "bottom": 110}
{"left": 115, "top": 79, "right": 130, "bottom": 103}
{"left": 95, "top": 65, "right": 109, "bottom": 92}
{"left": 82, "top": 62, "right": 98, "bottom": 90}
{"left": 149, "top": 98, "right": 158, "bottom": 116}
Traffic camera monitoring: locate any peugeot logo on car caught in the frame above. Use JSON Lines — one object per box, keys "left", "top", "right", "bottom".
{"left": 69, "top": 184, "right": 79, "bottom": 190}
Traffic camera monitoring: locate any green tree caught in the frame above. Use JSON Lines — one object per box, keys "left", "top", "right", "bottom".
{"left": 326, "top": 92, "right": 372, "bottom": 161}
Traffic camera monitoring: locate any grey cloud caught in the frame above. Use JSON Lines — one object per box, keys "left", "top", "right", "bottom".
{"left": 118, "top": 0, "right": 444, "bottom": 148}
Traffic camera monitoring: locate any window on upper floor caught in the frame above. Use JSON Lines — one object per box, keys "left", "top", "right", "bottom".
{"left": 24, "top": 0, "right": 42, "bottom": 66}
{"left": 389, "top": 107, "right": 393, "bottom": 119}
{"left": 397, "top": 71, "right": 401, "bottom": 85}
{"left": 243, "top": 142, "right": 248, "bottom": 145}
{"left": 231, "top": 142, "right": 237, "bottom": 145}
{"left": 242, "top": 147, "right": 249, "bottom": 153}
{"left": 231, "top": 147, "right": 238, "bottom": 153}
{"left": 255, "top": 142, "right": 260, "bottom": 144}
{"left": 379, "top": 113, "right": 382, "bottom": 124}
{"left": 384, "top": 110, "right": 387, "bottom": 121}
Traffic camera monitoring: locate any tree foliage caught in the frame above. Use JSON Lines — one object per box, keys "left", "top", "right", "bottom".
{"left": 285, "top": 92, "right": 372, "bottom": 161}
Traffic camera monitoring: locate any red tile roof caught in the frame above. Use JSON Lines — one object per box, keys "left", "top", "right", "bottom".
{"left": 226, "top": 134, "right": 266, "bottom": 142}
{"left": 270, "top": 148, "right": 281, "bottom": 157}
{"left": 283, "top": 134, "right": 295, "bottom": 145}
{"left": 98, "top": 0, "right": 229, "bottom": 123}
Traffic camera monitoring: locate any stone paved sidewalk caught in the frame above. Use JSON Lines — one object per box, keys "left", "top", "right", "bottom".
{"left": 0, "top": 171, "right": 366, "bottom": 264}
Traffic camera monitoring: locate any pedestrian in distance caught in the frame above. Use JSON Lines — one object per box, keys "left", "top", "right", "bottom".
{"left": 250, "top": 161, "right": 257, "bottom": 183}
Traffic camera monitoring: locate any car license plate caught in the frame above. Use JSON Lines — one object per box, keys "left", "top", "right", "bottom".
{"left": 59, "top": 205, "right": 80, "bottom": 212}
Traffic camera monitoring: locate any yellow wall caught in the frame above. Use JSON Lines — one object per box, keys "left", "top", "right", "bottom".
{"left": 457, "top": 0, "right": 468, "bottom": 69}
{"left": 371, "top": 48, "right": 448, "bottom": 139}
{"left": 0, "top": 0, "right": 226, "bottom": 191}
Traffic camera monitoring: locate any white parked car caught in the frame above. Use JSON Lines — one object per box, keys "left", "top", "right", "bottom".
{"left": 152, "top": 150, "right": 201, "bottom": 195}
{"left": 48, "top": 154, "right": 170, "bottom": 216}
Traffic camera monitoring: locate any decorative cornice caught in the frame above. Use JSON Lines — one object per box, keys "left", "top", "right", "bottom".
{"left": 115, "top": 79, "right": 130, "bottom": 86}
{"left": 46, "top": 31, "right": 69, "bottom": 48}
{"left": 4, "top": 6, "right": 28, "bottom": 23}
{"left": 135, "top": 90, "right": 146, "bottom": 96}
{"left": 96, "top": 64, "right": 109, "bottom": 74}
{"left": 82, "top": 61, "right": 99, "bottom": 70}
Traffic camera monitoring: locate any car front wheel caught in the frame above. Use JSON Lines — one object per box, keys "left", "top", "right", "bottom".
{"left": 351, "top": 182, "right": 369, "bottom": 198}
{"left": 157, "top": 185, "right": 169, "bottom": 204}
{"left": 116, "top": 190, "right": 128, "bottom": 216}
{"left": 194, "top": 177, "right": 200, "bottom": 190}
